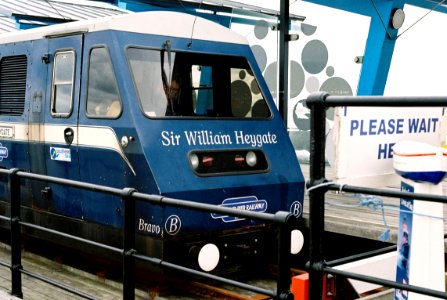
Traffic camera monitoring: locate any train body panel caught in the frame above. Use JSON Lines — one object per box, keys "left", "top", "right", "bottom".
{"left": 0, "top": 11, "right": 304, "bottom": 270}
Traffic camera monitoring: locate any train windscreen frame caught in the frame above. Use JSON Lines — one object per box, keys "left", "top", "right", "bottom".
{"left": 126, "top": 47, "right": 271, "bottom": 119}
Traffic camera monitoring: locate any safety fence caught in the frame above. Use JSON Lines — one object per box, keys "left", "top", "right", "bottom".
{"left": 0, "top": 168, "right": 298, "bottom": 300}
{"left": 305, "top": 92, "right": 447, "bottom": 299}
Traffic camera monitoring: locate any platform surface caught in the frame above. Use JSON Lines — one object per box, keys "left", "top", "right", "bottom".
{"left": 301, "top": 164, "right": 447, "bottom": 246}
{"left": 0, "top": 242, "right": 152, "bottom": 300}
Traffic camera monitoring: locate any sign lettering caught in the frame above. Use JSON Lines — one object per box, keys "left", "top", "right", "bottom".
{"left": 161, "top": 130, "right": 278, "bottom": 147}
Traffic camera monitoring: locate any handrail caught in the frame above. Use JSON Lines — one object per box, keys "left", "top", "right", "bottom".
{"left": 0, "top": 167, "right": 298, "bottom": 300}
{"left": 305, "top": 92, "right": 447, "bottom": 299}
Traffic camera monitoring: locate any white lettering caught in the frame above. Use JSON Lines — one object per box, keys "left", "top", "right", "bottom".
{"left": 137, "top": 218, "right": 161, "bottom": 235}
{"left": 234, "top": 131, "right": 278, "bottom": 147}
{"left": 161, "top": 131, "right": 181, "bottom": 146}
{"left": 165, "top": 215, "right": 181, "bottom": 235}
{"left": 184, "top": 131, "right": 232, "bottom": 146}
{"left": 401, "top": 199, "right": 413, "bottom": 211}
{"left": 161, "top": 130, "right": 278, "bottom": 147}
{"left": 0, "top": 126, "right": 14, "bottom": 138}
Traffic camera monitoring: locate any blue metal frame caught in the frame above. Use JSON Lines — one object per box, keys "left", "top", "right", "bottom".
{"left": 300, "top": 0, "right": 447, "bottom": 95}
{"left": 6, "top": 0, "right": 447, "bottom": 97}
{"left": 113, "top": 0, "right": 405, "bottom": 96}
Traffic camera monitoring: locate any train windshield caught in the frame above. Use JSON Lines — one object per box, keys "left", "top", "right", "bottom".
{"left": 127, "top": 47, "right": 271, "bottom": 119}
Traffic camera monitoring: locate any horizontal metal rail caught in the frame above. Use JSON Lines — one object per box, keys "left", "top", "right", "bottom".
{"left": 326, "top": 183, "right": 447, "bottom": 204}
{"left": 0, "top": 167, "right": 297, "bottom": 300}
{"left": 306, "top": 92, "right": 447, "bottom": 299}
{"left": 325, "top": 244, "right": 397, "bottom": 267}
{"left": 306, "top": 93, "right": 447, "bottom": 107}
{"left": 3, "top": 168, "right": 291, "bottom": 223}
{"left": 322, "top": 266, "right": 447, "bottom": 299}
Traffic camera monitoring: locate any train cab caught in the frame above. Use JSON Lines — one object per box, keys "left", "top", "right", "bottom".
{"left": 0, "top": 11, "right": 305, "bottom": 271}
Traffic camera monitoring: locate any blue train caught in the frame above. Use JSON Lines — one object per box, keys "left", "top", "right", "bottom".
{"left": 0, "top": 11, "right": 305, "bottom": 271}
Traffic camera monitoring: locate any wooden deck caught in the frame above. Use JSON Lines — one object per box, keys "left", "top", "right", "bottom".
{"left": 0, "top": 242, "right": 151, "bottom": 300}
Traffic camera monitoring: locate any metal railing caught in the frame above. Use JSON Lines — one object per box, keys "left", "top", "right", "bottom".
{"left": 0, "top": 168, "right": 299, "bottom": 300}
{"left": 305, "top": 92, "right": 447, "bottom": 299}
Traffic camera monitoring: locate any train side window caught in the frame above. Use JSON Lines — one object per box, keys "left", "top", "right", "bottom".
{"left": 0, "top": 55, "right": 27, "bottom": 116}
{"left": 191, "top": 65, "right": 213, "bottom": 116}
{"left": 51, "top": 51, "right": 75, "bottom": 117}
{"left": 86, "top": 47, "right": 122, "bottom": 118}
{"left": 127, "top": 48, "right": 167, "bottom": 117}
{"left": 127, "top": 47, "right": 271, "bottom": 119}
{"left": 231, "top": 68, "right": 270, "bottom": 118}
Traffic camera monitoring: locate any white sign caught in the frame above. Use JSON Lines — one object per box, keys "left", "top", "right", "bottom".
{"left": 0, "top": 126, "right": 14, "bottom": 138}
{"left": 329, "top": 106, "right": 445, "bottom": 187}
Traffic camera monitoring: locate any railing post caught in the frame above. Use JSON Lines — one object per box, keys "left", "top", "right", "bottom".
{"left": 306, "top": 92, "right": 329, "bottom": 300}
{"left": 122, "top": 187, "right": 136, "bottom": 300}
{"left": 276, "top": 211, "right": 297, "bottom": 300}
{"left": 9, "top": 168, "right": 22, "bottom": 298}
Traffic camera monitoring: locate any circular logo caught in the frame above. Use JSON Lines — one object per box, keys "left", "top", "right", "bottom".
{"left": 290, "top": 201, "right": 303, "bottom": 217}
{"left": 165, "top": 215, "right": 181, "bottom": 236}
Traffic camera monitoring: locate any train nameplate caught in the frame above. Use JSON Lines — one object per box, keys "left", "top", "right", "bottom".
{"left": 0, "top": 126, "right": 14, "bottom": 138}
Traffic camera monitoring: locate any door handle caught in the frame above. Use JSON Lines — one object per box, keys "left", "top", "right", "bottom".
{"left": 64, "top": 127, "right": 74, "bottom": 145}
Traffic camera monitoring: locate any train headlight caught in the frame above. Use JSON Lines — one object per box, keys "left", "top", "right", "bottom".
{"left": 190, "top": 153, "right": 200, "bottom": 170}
{"left": 198, "top": 243, "right": 220, "bottom": 272}
{"left": 246, "top": 151, "right": 257, "bottom": 167}
{"left": 290, "top": 229, "right": 304, "bottom": 255}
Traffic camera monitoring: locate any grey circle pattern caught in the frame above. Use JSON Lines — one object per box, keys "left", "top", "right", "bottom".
{"left": 239, "top": 70, "right": 246, "bottom": 80}
{"left": 306, "top": 76, "right": 319, "bottom": 93}
{"left": 290, "top": 60, "right": 305, "bottom": 98}
{"left": 252, "top": 99, "right": 270, "bottom": 118}
{"left": 251, "top": 45, "right": 268, "bottom": 72}
{"left": 320, "top": 77, "right": 353, "bottom": 97}
{"left": 320, "top": 76, "right": 352, "bottom": 122}
{"left": 250, "top": 79, "right": 261, "bottom": 95}
{"left": 326, "top": 66, "right": 335, "bottom": 77}
{"left": 302, "top": 40, "right": 328, "bottom": 74}
{"left": 289, "top": 130, "right": 310, "bottom": 152}
{"left": 231, "top": 80, "right": 252, "bottom": 117}
{"left": 293, "top": 101, "right": 310, "bottom": 131}
{"left": 254, "top": 19, "right": 269, "bottom": 40}
{"left": 301, "top": 23, "right": 317, "bottom": 36}
{"left": 264, "top": 61, "right": 277, "bottom": 96}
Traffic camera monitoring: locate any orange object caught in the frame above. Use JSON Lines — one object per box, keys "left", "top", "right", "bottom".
{"left": 292, "top": 273, "right": 334, "bottom": 300}
{"left": 292, "top": 273, "right": 309, "bottom": 300}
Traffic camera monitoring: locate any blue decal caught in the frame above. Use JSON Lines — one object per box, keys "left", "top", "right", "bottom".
{"left": 50, "top": 147, "right": 71, "bottom": 162}
{"left": 212, "top": 196, "right": 268, "bottom": 223}
{"left": 0, "top": 143, "right": 8, "bottom": 161}
{"left": 50, "top": 147, "right": 57, "bottom": 159}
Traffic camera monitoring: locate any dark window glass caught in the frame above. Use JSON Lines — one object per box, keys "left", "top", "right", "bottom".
{"left": 127, "top": 48, "right": 271, "bottom": 119}
{"left": 86, "top": 47, "right": 121, "bottom": 118}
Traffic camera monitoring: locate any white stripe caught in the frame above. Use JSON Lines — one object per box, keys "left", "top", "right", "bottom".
{"left": 0, "top": 122, "right": 28, "bottom": 141}
{"left": 0, "top": 122, "right": 136, "bottom": 175}
{"left": 78, "top": 126, "right": 136, "bottom": 175}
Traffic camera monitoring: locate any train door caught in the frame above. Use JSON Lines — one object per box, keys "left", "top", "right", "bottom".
{"left": 43, "top": 35, "right": 83, "bottom": 218}
{"left": 76, "top": 44, "right": 127, "bottom": 227}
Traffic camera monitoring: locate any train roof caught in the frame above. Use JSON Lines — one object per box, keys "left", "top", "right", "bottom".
{"left": 0, "top": 10, "right": 248, "bottom": 45}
